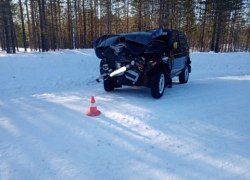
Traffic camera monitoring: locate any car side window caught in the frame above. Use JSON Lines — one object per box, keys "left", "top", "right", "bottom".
{"left": 175, "top": 32, "right": 179, "bottom": 43}
{"left": 179, "top": 33, "right": 188, "bottom": 48}
{"left": 172, "top": 31, "right": 180, "bottom": 49}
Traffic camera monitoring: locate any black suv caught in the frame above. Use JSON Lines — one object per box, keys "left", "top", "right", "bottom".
{"left": 94, "top": 28, "right": 191, "bottom": 99}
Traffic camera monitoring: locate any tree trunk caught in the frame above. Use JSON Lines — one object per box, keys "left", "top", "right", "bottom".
{"left": 82, "top": 0, "right": 87, "bottom": 47}
{"left": 246, "top": 29, "right": 250, "bottom": 51}
{"left": 25, "top": 0, "right": 33, "bottom": 51}
{"left": 137, "top": 0, "right": 142, "bottom": 31}
{"left": 30, "top": 0, "right": 38, "bottom": 50}
{"left": 2, "top": 0, "right": 16, "bottom": 53}
{"left": 214, "top": 0, "right": 223, "bottom": 53}
{"left": 19, "top": 0, "right": 27, "bottom": 51}
{"left": 199, "top": 0, "right": 208, "bottom": 52}
{"left": 67, "top": 0, "right": 73, "bottom": 49}
{"left": 106, "top": 0, "right": 112, "bottom": 34}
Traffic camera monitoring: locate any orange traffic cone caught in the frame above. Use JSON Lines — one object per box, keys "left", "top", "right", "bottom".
{"left": 86, "top": 96, "right": 101, "bottom": 116}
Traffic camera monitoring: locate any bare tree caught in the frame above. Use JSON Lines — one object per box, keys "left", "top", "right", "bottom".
{"left": 19, "top": 0, "right": 27, "bottom": 51}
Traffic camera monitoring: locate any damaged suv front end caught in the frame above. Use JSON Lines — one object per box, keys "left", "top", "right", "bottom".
{"left": 94, "top": 28, "right": 191, "bottom": 99}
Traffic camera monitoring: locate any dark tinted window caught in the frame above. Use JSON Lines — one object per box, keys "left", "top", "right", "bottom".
{"left": 178, "top": 32, "right": 188, "bottom": 46}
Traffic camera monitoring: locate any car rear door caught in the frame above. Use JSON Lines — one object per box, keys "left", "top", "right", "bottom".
{"left": 171, "top": 31, "right": 188, "bottom": 75}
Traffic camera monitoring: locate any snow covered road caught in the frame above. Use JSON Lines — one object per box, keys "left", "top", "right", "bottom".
{"left": 1, "top": 50, "right": 250, "bottom": 179}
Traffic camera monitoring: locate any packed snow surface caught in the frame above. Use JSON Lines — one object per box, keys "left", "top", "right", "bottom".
{"left": 0, "top": 50, "right": 250, "bottom": 180}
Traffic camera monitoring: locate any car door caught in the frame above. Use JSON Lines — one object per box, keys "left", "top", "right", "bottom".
{"left": 171, "top": 31, "right": 182, "bottom": 76}
{"left": 178, "top": 32, "right": 189, "bottom": 70}
{"left": 171, "top": 31, "right": 188, "bottom": 75}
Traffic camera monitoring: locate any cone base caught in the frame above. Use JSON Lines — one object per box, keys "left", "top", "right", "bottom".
{"left": 86, "top": 109, "right": 101, "bottom": 116}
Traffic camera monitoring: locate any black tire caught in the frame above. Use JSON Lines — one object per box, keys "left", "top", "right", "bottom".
{"left": 104, "top": 77, "right": 114, "bottom": 91}
{"left": 179, "top": 65, "right": 189, "bottom": 84}
{"left": 150, "top": 69, "right": 166, "bottom": 99}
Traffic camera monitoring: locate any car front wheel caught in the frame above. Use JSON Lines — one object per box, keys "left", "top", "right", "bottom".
{"left": 104, "top": 77, "right": 114, "bottom": 91}
{"left": 150, "top": 70, "right": 165, "bottom": 99}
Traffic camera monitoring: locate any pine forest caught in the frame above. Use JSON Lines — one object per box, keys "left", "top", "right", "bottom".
{"left": 0, "top": 0, "right": 249, "bottom": 53}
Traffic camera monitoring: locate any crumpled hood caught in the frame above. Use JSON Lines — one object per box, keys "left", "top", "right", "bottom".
{"left": 94, "top": 28, "right": 164, "bottom": 59}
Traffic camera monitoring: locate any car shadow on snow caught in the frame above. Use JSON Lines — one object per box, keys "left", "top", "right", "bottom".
{"left": 110, "top": 86, "right": 151, "bottom": 98}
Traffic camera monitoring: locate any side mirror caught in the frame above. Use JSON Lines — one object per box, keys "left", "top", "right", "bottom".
{"left": 173, "top": 42, "right": 178, "bottom": 49}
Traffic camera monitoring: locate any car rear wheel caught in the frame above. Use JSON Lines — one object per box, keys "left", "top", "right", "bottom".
{"left": 179, "top": 65, "right": 189, "bottom": 84}
{"left": 150, "top": 69, "right": 165, "bottom": 99}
